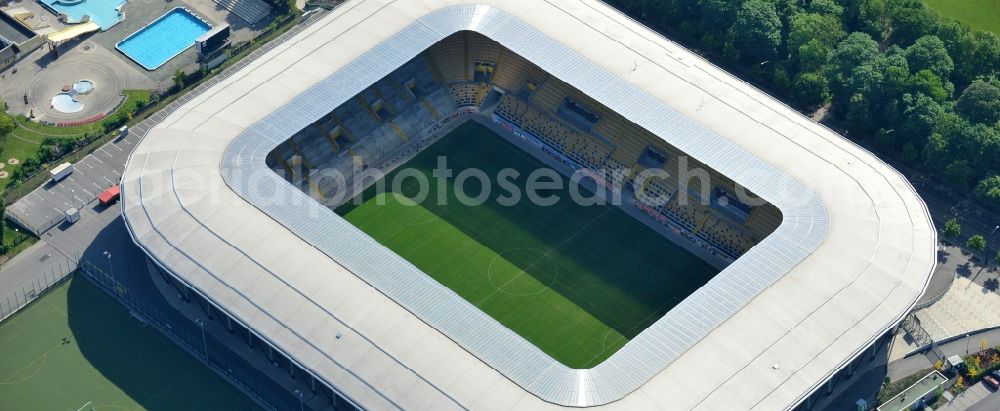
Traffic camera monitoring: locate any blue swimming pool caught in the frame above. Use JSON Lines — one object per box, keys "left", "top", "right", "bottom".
{"left": 40, "top": 0, "right": 125, "bottom": 30}
{"left": 116, "top": 8, "right": 211, "bottom": 71}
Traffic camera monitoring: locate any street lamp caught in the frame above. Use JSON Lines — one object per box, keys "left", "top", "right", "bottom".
{"left": 988, "top": 225, "right": 1000, "bottom": 266}
{"left": 195, "top": 318, "right": 208, "bottom": 361}
{"left": 102, "top": 251, "right": 113, "bottom": 279}
{"left": 294, "top": 389, "right": 304, "bottom": 411}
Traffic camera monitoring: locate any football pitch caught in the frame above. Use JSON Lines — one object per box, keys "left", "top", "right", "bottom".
{"left": 0, "top": 277, "right": 257, "bottom": 410}
{"left": 925, "top": 0, "right": 1000, "bottom": 34}
{"left": 338, "top": 121, "right": 718, "bottom": 368}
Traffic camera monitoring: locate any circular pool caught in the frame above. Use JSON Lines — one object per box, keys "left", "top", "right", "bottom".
{"left": 51, "top": 93, "right": 85, "bottom": 113}
{"left": 72, "top": 80, "right": 94, "bottom": 94}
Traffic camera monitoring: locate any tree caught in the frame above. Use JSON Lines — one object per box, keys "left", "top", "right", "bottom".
{"left": 943, "top": 218, "right": 961, "bottom": 238}
{"left": 887, "top": 1, "right": 938, "bottom": 45}
{"left": 906, "top": 70, "right": 949, "bottom": 102}
{"left": 792, "top": 72, "right": 830, "bottom": 108}
{"left": 968, "top": 234, "right": 987, "bottom": 252}
{"left": 172, "top": 70, "right": 186, "bottom": 90}
{"left": 975, "top": 176, "right": 1000, "bottom": 209}
{"left": 956, "top": 77, "right": 1000, "bottom": 125}
{"left": 806, "top": 0, "right": 843, "bottom": 17}
{"left": 899, "top": 93, "right": 944, "bottom": 148}
{"left": 904, "top": 35, "right": 954, "bottom": 79}
{"left": 731, "top": 0, "right": 783, "bottom": 61}
{"left": 953, "top": 31, "right": 1000, "bottom": 87}
{"left": 797, "top": 38, "right": 831, "bottom": 72}
{"left": 946, "top": 160, "right": 973, "bottom": 191}
{"left": 788, "top": 12, "right": 845, "bottom": 53}
{"left": 826, "top": 32, "right": 880, "bottom": 93}
{"left": 0, "top": 111, "right": 13, "bottom": 136}
{"left": 699, "top": 0, "right": 738, "bottom": 30}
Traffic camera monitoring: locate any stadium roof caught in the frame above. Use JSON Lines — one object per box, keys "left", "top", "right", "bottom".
{"left": 121, "top": 1, "right": 937, "bottom": 409}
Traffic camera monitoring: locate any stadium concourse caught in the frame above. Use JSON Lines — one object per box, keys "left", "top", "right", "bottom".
{"left": 120, "top": 0, "right": 937, "bottom": 410}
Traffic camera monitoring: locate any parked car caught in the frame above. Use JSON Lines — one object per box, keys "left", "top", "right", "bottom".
{"left": 98, "top": 185, "right": 120, "bottom": 206}
{"left": 983, "top": 375, "right": 1000, "bottom": 390}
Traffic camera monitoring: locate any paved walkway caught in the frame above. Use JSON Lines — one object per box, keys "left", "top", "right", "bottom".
{"left": 936, "top": 383, "right": 993, "bottom": 411}
{"left": 916, "top": 276, "right": 1000, "bottom": 341}
{"left": 915, "top": 244, "right": 964, "bottom": 308}
{"left": 889, "top": 328, "right": 1000, "bottom": 382}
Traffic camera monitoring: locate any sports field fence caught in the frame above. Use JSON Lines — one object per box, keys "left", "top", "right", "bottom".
{"left": 0, "top": 255, "right": 76, "bottom": 323}
{"left": 77, "top": 260, "right": 290, "bottom": 411}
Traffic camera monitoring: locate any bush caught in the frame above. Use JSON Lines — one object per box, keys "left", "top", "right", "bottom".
{"left": 0, "top": 111, "right": 13, "bottom": 136}
{"left": 944, "top": 218, "right": 961, "bottom": 238}
{"left": 968, "top": 234, "right": 986, "bottom": 252}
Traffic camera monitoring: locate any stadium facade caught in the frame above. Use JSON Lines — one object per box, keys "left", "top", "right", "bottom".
{"left": 121, "top": 0, "right": 937, "bottom": 409}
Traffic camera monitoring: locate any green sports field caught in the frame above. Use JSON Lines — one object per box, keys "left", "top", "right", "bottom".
{"left": 337, "top": 121, "right": 718, "bottom": 368}
{"left": 925, "top": 0, "right": 1000, "bottom": 34}
{"left": 0, "top": 277, "right": 257, "bottom": 410}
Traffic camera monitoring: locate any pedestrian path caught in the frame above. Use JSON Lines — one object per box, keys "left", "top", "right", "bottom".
{"left": 916, "top": 276, "right": 1000, "bottom": 341}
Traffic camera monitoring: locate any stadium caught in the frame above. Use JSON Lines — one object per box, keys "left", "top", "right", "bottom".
{"left": 121, "top": 0, "right": 937, "bottom": 410}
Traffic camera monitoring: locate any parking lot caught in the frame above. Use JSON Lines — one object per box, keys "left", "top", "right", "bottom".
{"left": 6, "top": 118, "right": 154, "bottom": 234}
{"left": 8, "top": 131, "right": 130, "bottom": 233}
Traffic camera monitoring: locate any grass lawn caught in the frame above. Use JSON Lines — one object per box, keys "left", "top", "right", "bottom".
{"left": 1, "top": 223, "right": 36, "bottom": 258}
{"left": 0, "top": 277, "right": 258, "bottom": 410}
{"left": 337, "top": 121, "right": 718, "bottom": 368}
{"left": 925, "top": 0, "right": 1000, "bottom": 34}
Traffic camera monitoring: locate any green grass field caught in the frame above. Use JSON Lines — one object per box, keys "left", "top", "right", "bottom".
{"left": 925, "top": 0, "right": 1000, "bottom": 34}
{"left": 337, "top": 121, "right": 718, "bottom": 368}
{"left": 0, "top": 277, "right": 257, "bottom": 410}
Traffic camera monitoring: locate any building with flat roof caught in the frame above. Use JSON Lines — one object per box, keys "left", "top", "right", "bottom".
{"left": 0, "top": 10, "right": 42, "bottom": 71}
{"left": 121, "top": 1, "right": 937, "bottom": 409}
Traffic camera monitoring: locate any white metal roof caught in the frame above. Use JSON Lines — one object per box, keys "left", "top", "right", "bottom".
{"left": 121, "top": 0, "right": 937, "bottom": 409}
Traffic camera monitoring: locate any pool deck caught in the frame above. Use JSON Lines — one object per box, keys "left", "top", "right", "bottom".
{"left": 115, "top": 7, "right": 212, "bottom": 71}
{"left": 36, "top": 0, "right": 126, "bottom": 30}
{"left": 1, "top": 0, "right": 273, "bottom": 121}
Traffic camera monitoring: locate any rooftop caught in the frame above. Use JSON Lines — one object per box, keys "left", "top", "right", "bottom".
{"left": 0, "top": 11, "right": 36, "bottom": 45}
